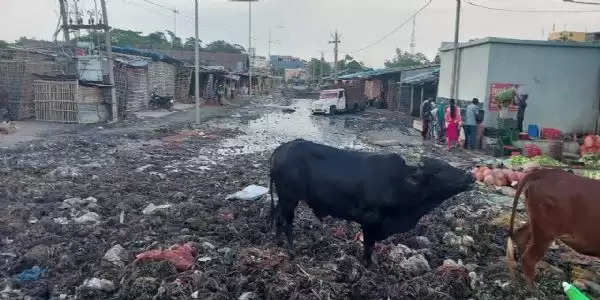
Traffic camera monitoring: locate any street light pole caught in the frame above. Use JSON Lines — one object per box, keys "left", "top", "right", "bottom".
{"left": 194, "top": 0, "right": 200, "bottom": 125}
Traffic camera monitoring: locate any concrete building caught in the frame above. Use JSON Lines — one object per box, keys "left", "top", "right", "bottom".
{"left": 284, "top": 68, "right": 308, "bottom": 82}
{"left": 438, "top": 37, "right": 600, "bottom": 133}
{"left": 270, "top": 55, "right": 305, "bottom": 71}
{"left": 548, "top": 31, "right": 600, "bottom": 43}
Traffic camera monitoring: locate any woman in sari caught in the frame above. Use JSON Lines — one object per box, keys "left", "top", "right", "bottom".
{"left": 445, "top": 99, "right": 462, "bottom": 150}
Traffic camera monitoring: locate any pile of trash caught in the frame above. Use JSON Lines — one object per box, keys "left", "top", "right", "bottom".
{"left": 0, "top": 121, "right": 16, "bottom": 134}
{"left": 1, "top": 97, "right": 599, "bottom": 299}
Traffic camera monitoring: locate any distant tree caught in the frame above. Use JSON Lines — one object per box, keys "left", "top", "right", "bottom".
{"left": 14, "top": 37, "right": 27, "bottom": 46}
{"left": 384, "top": 48, "right": 430, "bottom": 68}
{"left": 0, "top": 40, "right": 9, "bottom": 48}
{"left": 146, "top": 31, "right": 169, "bottom": 48}
{"left": 308, "top": 58, "right": 332, "bottom": 80}
{"left": 183, "top": 37, "right": 202, "bottom": 50}
{"left": 434, "top": 53, "right": 441, "bottom": 64}
{"left": 204, "top": 40, "right": 245, "bottom": 53}
{"left": 336, "top": 54, "right": 368, "bottom": 73}
{"left": 109, "top": 29, "right": 144, "bottom": 47}
{"left": 166, "top": 30, "right": 182, "bottom": 49}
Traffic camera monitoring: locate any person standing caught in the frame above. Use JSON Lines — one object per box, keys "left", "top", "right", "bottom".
{"left": 445, "top": 99, "right": 462, "bottom": 150}
{"left": 436, "top": 99, "right": 447, "bottom": 144}
{"left": 217, "top": 84, "right": 224, "bottom": 105}
{"left": 420, "top": 98, "right": 434, "bottom": 140}
{"left": 516, "top": 94, "right": 529, "bottom": 132}
{"left": 463, "top": 98, "right": 479, "bottom": 150}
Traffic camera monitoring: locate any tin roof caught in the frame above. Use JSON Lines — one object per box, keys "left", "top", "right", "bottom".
{"left": 337, "top": 64, "right": 440, "bottom": 80}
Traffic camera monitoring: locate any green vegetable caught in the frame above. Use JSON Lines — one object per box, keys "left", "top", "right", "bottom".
{"left": 495, "top": 88, "right": 516, "bottom": 107}
{"left": 583, "top": 170, "right": 600, "bottom": 180}
{"left": 532, "top": 155, "right": 565, "bottom": 167}
{"left": 505, "top": 155, "right": 564, "bottom": 168}
{"left": 505, "top": 155, "right": 531, "bottom": 168}
{"left": 579, "top": 154, "right": 600, "bottom": 168}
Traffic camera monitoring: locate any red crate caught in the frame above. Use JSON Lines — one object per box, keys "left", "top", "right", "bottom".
{"left": 542, "top": 128, "right": 562, "bottom": 140}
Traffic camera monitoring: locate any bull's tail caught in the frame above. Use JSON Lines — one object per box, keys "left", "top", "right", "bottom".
{"left": 506, "top": 170, "right": 536, "bottom": 275}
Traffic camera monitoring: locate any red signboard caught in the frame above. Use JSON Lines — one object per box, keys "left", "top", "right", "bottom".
{"left": 488, "top": 83, "right": 519, "bottom": 112}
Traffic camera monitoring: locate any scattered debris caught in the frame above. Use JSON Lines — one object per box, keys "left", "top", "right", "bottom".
{"left": 398, "top": 254, "right": 431, "bottom": 275}
{"left": 226, "top": 185, "right": 269, "bottom": 201}
{"left": 136, "top": 164, "right": 154, "bottom": 172}
{"left": 135, "top": 243, "right": 196, "bottom": 271}
{"left": 73, "top": 212, "right": 101, "bottom": 224}
{"left": 142, "top": 203, "right": 172, "bottom": 215}
{"left": 82, "top": 278, "right": 116, "bottom": 292}
{"left": 239, "top": 291, "right": 258, "bottom": 300}
{"left": 17, "top": 266, "right": 45, "bottom": 282}
{"left": 103, "top": 244, "right": 129, "bottom": 268}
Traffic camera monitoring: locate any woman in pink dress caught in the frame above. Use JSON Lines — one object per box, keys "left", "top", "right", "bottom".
{"left": 445, "top": 99, "right": 462, "bottom": 150}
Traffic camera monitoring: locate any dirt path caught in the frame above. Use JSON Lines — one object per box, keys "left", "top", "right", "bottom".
{"left": 1, "top": 93, "right": 598, "bottom": 299}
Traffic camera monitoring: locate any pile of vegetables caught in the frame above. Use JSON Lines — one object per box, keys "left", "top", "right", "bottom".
{"left": 494, "top": 88, "right": 516, "bottom": 108}
{"left": 472, "top": 166, "right": 526, "bottom": 187}
{"left": 580, "top": 135, "right": 600, "bottom": 156}
{"left": 504, "top": 155, "right": 565, "bottom": 169}
{"left": 579, "top": 154, "right": 600, "bottom": 180}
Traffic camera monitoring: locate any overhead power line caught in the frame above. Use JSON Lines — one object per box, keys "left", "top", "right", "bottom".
{"left": 464, "top": 0, "right": 600, "bottom": 13}
{"left": 350, "top": 0, "right": 433, "bottom": 54}
{"left": 564, "top": 0, "right": 600, "bottom": 5}
{"left": 140, "top": 0, "right": 177, "bottom": 12}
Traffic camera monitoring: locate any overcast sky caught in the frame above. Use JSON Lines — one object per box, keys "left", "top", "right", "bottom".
{"left": 1, "top": 0, "right": 600, "bottom": 67}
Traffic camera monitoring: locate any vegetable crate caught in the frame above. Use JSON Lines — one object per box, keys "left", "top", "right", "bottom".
{"left": 492, "top": 117, "right": 519, "bottom": 156}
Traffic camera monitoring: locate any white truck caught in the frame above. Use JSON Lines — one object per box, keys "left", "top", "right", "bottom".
{"left": 311, "top": 89, "right": 347, "bottom": 115}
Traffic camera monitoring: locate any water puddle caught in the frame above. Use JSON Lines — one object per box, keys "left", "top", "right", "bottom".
{"left": 212, "top": 99, "right": 371, "bottom": 156}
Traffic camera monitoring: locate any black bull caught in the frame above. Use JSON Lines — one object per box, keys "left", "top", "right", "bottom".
{"left": 269, "top": 139, "right": 473, "bottom": 263}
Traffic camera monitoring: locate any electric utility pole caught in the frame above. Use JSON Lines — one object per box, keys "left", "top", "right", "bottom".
{"left": 58, "top": 0, "right": 70, "bottom": 42}
{"left": 100, "top": 0, "right": 118, "bottom": 122}
{"left": 450, "top": 0, "right": 461, "bottom": 100}
{"left": 195, "top": 0, "right": 200, "bottom": 125}
{"left": 410, "top": 17, "right": 416, "bottom": 55}
{"left": 329, "top": 30, "right": 341, "bottom": 81}
{"left": 320, "top": 51, "right": 324, "bottom": 86}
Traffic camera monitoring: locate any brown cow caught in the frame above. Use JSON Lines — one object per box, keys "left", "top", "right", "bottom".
{"left": 506, "top": 168, "right": 600, "bottom": 284}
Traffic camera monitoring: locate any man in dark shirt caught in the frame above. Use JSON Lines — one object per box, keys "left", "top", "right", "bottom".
{"left": 517, "top": 94, "right": 528, "bottom": 132}
{"left": 420, "top": 98, "right": 434, "bottom": 140}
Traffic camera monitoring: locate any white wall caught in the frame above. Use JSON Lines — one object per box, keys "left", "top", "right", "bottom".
{"left": 438, "top": 44, "right": 491, "bottom": 103}
{"left": 487, "top": 44, "right": 600, "bottom": 133}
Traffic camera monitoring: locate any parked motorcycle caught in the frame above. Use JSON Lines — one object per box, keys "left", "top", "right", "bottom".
{"left": 149, "top": 89, "right": 174, "bottom": 111}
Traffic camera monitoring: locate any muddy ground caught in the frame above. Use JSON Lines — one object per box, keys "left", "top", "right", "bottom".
{"left": 1, "top": 93, "right": 599, "bottom": 299}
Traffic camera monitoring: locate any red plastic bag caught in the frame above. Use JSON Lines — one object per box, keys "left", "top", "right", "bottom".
{"left": 135, "top": 243, "right": 196, "bottom": 271}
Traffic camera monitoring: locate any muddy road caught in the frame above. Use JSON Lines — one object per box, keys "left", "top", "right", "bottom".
{"left": 1, "top": 94, "right": 598, "bottom": 299}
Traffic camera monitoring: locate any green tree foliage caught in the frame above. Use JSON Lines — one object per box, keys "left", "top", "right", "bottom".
{"left": 307, "top": 58, "right": 332, "bottom": 79}
{"left": 183, "top": 37, "right": 202, "bottom": 50}
{"left": 146, "top": 31, "right": 169, "bottom": 48}
{"left": 0, "top": 40, "right": 9, "bottom": 48}
{"left": 166, "top": 30, "right": 182, "bottom": 49}
{"left": 384, "top": 48, "right": 431, "bottom": 68}
{"left": 110, "top": 29, "right": 144, "bottom": 47}
{"left": 337, "top": 54, "right": 367, "bottom": 73}
{"left": 78, "top": 27, "right": 247, "bottom": 54}
{"left": 204, "top": 40, "right": 245, "bottom": 54}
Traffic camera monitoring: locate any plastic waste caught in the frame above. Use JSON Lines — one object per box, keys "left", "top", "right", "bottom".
{"left": 563, "top": 282, "right": 590, "bottom": 300}
{"left": 135, "top": 243, "right": 196, "bottom": 271}
{"left": 17, "top": 266, "right": 45, "bottom": 282}
{"left": 226, "top": 185, "right": 269, "bottom": 201}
